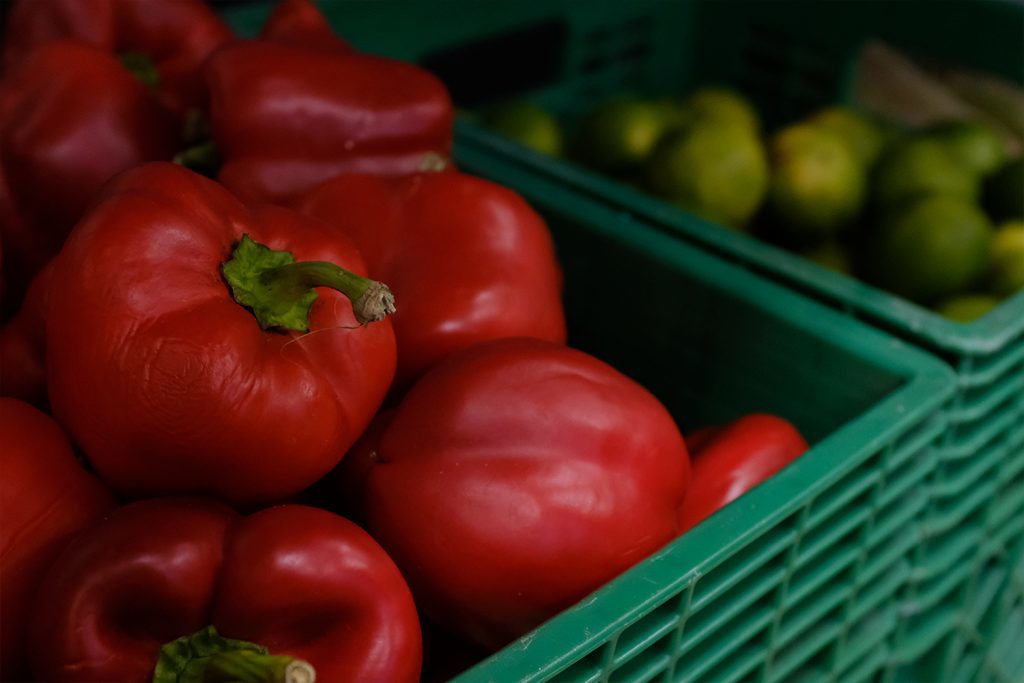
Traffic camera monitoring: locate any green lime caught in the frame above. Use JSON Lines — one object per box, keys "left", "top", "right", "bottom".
{"left": 872, "top": 139, "right": 980, "bottom": 209}
{"left": 767, "top": 124, "right": 867, "bottom": 238}
{"left": 871, "top": 195, "right": 994, "bottom": 303}
{"left": 983, "top": 157, "right": 1024, "bottom": 222}
{"left": 574, "top": 99, "right": 674, "bottom": 171}
{"left": 924, "top": 120, "right": 1007, "bottom": 176}
{"left": 482, "top": 101, "right": 564, "bottom": 156}
{"left": 648, "top": 97, "right": 690, "bottom": 131}
{"left": 800, "top": 241, "right": 853, "bottom": 275}
{"left": 935, "top": 294, "right": 1000, "bottom": 322}
{"left": 682, "top": 87, "right": 761, "bottom": 133}
{"left": 644, "top": 118, "right": 769, "bottom": 229}
{"left": 809, "top": 106, "right": 887, "bottom": 167}
{"left": 989, "top": 220, "right": 1024, "bottom": 297}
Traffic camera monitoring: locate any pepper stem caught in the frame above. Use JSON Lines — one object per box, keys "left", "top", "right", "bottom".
{"left": 174, "top": 141, "right": 221, "bottom": 177}
{"left": 419, "top": 152, "right": 450, "bottom": 172}
{"left": 203, "top": 650, "right": 315, "bottom": 683}
{"left": 152, "top": 626, "right": 316, "bottom": 683}
{"left": 222, "top": 234, "right": 395, "bottom": 331}
{"left": 119, "top": 51, "right": 160, "bottom": 88}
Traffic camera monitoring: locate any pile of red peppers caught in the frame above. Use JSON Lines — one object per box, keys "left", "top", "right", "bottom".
{"left": 0, "top": 1, "right": 809, "bottom": 681}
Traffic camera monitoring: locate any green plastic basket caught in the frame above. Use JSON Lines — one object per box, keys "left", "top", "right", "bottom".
{"left": 441, "top": 1, "right": 1024, "bottom": 672}
{"left": 442, "top": 143, "right": 955, "bottom": 682}
{"left": 448, "top": 147, "right": 956, "bottom": 682}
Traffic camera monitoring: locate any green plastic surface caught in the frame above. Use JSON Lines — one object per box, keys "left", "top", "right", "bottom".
{"left": 221, "top": 1, "right": 1023, "bottom": 679}
{"left": 447, "top": 142, "right": 954, "bottom": 683}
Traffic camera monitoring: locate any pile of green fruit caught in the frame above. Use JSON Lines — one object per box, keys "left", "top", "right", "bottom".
{"left": 480, "top": 91, "right": 1024, "bottom": 322}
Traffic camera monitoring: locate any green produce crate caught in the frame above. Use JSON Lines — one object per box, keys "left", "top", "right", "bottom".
{"left": 220, "top": 1, "right": 1024, "bottom": 678}
{"left": 448, "top": 149, "right": 955, "bottom": 682}
{"left": 449, "top": 147, "right": 1024, "bottom": 682}
{"left": 442, "top": 143, "right": 952, "bottom": 683}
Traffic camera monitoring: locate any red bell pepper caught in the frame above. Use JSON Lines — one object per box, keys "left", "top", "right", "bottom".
{"left": 296, "top": 171, "right": 567, "bottom": 387}
{"left": 677, "top": 414, "right": 808, "bottom": 533}
{"left": 261, "top": 0, "right": 354, "bottom": 53}
{"left": 0, "top": 41, "right": 180, "bottom": 303}
{"left": 347, "top": 337, "right": 690, "bottom": 650}
{"left": 0, "top": 259, "right": 52, "bottom": 407}
{"left": 3, "top": 0, "right": 231, "bottom": 114}
{"left": 1, "top": 398, "right": 115, "bottom": 681}
{"left": 46, "top": 163, "right": 397, "bottom": 506}
{"left": 204, "top": 0, "right": 453, "bottom": 204}
{"left": 28, "top": 498, "right": 422, "bottom": 683}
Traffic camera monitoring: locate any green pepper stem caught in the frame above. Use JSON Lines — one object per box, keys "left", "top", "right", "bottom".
{"left": 419, "top": 152, "right": 450, "bottom": 172}
{"left": 222, "top": 234, "right": 395, "bottom": 331}
{"left": 174, "top": 141, "right": 221, "bottom": 176}
{"left": 202, "top": 651, "right": 315, "bottom": 683}
{"left": 261, "top": 260, "right": 396, "bottom": 325}
{"left": 153, "top": 626, "right": 315, "bottom": 683}
{"left": 119, "top": 51, "right": 160, "bottom": 88}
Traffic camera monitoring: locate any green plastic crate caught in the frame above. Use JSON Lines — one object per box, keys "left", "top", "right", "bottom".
{"left": 224, "top": 0, "right": 1024, "bottom": 676}
{"left": 446, "top": 2, "right": 1024, "bottom": 671}
{"left": 445, "top": 147, "right": 955, "bottom": 682}
{"left": 441, "top": 143, "right": 954, "bottom": 682}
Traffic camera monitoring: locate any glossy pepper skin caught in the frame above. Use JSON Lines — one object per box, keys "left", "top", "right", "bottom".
{"left": 0, "top": 259, "right": 52, "bottom": 407}
{"left": 0, "top": 398, "right": 115, "bottom": 682}
{"left": 350, "top": 337, "right": 690, "bottom": 650}
{"left": 0, "top": 41, "right": 180, "bottom": 301}
{"left": 205, "top": 1, "right": 453, "bottom": 204}
{"left": 29, "top": 498, "right": 422, "bottom": 683}
{"left": 297, "top": 171, "right": 567, "bottom": 388}
{"left": 46, "top": 163, "right": 397, "bottom": 506}
{"left": 3, "top": 0, "right": 232, "bottom": 113}
{"left": 677, "top": 414, "right": 808, "bottom": 533}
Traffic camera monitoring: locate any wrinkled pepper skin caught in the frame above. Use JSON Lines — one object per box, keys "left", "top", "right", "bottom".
{"left": 0, "top": 260, "right": 51, "bottom": 407}
{"left": 205, "top": 2, "right": 453, "bottom": 204}
{"left": 352, "top": 338, "right": 690, "bottom": 650}
{"left": 678, "top": 414, "right": 808, "bottom": 533}
{"left": 29, "top": 498, "right": 422, "bottom": 683}
{"left": 0, "top": 398, "right": 115, "bottom": 682}
{"left": 297, "top": 171, "right": 567, "bottom": 387}
{"left": 0, "top": 41, "right": 180, "bottom": 300}
{"left": 46, "top": 163, "right": 397, "bottom": 506}
{"left": 3, "top": 0, "right": 232, "bottom": 113}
